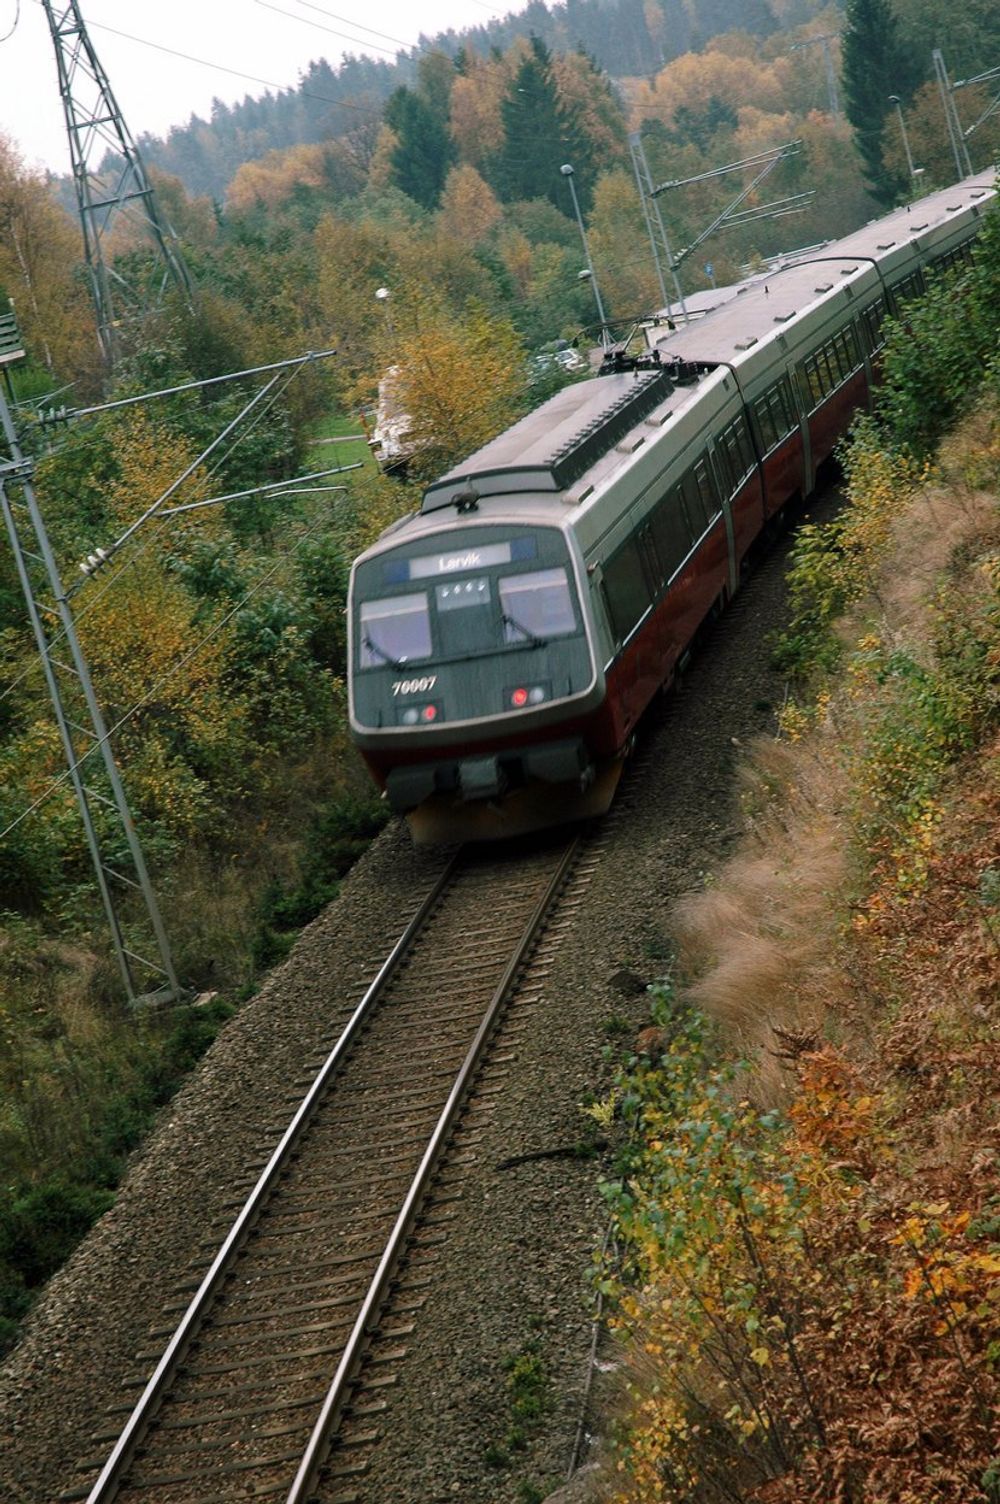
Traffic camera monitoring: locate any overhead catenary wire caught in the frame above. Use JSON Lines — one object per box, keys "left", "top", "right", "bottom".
{"left": 0, "top": 503, "right": 340, "bottom": 844}
{"left": 21, "top": 0, "right": 524, "bottom": 126}
{"left": 252, "top": 0, "right": 403, "bottom": 60}
{"left": 0, "top": 354, "right": 334, "bottom": 709}
{"left": 24, "top": 0, "right": 386, "bottom": 120}
{"left": 17, "top": 0, "right": 529, "bottom": 142}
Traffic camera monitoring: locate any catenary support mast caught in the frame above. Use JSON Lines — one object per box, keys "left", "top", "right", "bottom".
{"left": 0, "top": 318, "right": 181, "bottom": 1003}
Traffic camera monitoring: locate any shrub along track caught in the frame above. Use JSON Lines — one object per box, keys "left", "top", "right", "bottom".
{"left": 0, "top": 508, "right": 814, "bottom": 1504}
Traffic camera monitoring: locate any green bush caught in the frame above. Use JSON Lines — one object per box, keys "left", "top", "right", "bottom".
{"left": 254, "top": 790, "right": 389, "bottom": 965}
{"left": 0, "top": 1178, "right": 115, "bottom": 1290}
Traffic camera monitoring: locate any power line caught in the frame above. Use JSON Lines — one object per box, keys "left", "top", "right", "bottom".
{"left": 252, "top": 0, "right": 403, "bottom": 60}
{"left": 0, "top": 359, "right": 315, "bottom": 709}
{"left": 26, "top": 0, "right": 384, "bottom": 120}
{"left": 0, "top": 506, "right": 337, "bottom": 843}
{"left": 0, "top": 0, "right": 19, "bottom": 44}
{"left": 270, "top": 0, "right": 418, "bottom": 55}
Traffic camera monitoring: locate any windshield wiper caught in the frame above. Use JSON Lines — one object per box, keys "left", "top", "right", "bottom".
{"left": 502, "top": 612, "right": 547, "bottom": 650}
{"left": 363, "top": 633, "right": 405, "bottom": 671}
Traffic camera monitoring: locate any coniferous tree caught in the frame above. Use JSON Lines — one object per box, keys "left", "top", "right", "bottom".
{"left": 614, "top": 0, "right": 656, "bottom": 75}
{"left": 842, "top": 0, "right": 922, "bottom": 204}
{"left": 491, "top": 36, "right": 597, "bottom": 211}
{"left": 383, "top": 87, "right": 455, "bottom": 211}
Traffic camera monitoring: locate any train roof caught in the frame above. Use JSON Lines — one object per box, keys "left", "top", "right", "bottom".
{"left": 403, "top": 170, "right": 996, "bottom": 540}
{"left": 652, "top": 171, "right": 995, "bottom": 371}
{"left": 419, "top": 367, "right": 677, "bottom": 513}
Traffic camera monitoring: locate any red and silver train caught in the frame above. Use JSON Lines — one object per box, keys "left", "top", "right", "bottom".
{"left": 347, "top": 170, "right": 995, "bottom": 842}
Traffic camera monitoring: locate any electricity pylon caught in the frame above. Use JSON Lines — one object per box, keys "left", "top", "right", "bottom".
{"left": 41, "top": 1, "right": 194, "bottom": 368}
{"left": 0, "top": 316, "right": 181, "bottom": 1004}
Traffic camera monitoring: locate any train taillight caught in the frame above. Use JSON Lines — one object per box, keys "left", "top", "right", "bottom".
{"left": 508, "top": 685, "right": 547, "bottom": 709}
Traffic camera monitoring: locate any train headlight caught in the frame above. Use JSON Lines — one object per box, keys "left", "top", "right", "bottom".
{"left": 397, "top": 702, "right": 440, "bottom": 726}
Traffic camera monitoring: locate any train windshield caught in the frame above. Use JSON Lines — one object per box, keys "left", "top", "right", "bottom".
{"left": 499, "top": 568, "right": 576, "bottom": 644}
{"left": 359, "top": 593, "right": 432, "bottom": 668}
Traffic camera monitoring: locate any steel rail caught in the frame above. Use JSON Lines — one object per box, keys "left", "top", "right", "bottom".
{"left": 287, "top": 834, "right": 582, "bottom": 1502}
{"left": 84, "top": 850, "right": 461, "bottom": 1504}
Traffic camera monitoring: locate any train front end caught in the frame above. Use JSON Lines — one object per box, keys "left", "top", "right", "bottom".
{"left": 348, "top": 518, "right": 608, "bottom": 842}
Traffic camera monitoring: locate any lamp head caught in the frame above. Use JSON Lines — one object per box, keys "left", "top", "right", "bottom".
{"left": 560, "top": 163, "right": 574, "bottom": 177}
{"left": 375, "top": 287, "right": 390, "bottom": 301}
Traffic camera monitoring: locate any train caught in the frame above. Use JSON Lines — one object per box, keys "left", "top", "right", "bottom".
{"left": 347, "top": 169, "right": 996, "bottom": 843}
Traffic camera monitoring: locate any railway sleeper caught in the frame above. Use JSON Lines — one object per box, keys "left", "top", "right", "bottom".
{"left": 93, "top": 1388, "right": 326, "bottom": 1438}
{"left": 120, "top": 1446, "right": 308, "bottom": 1490}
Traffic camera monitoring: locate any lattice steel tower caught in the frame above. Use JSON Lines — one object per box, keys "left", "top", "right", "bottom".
{"left": 0, "top": 311, "right": 181, "bottom": 1002}
{"left": 42, "top": 1, "right": 194, "bottom": 367}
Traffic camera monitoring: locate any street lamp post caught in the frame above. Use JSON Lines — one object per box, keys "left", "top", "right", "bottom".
{"left": 560, "top": 164, "right": 608, "bottom": 345}
{"left": 375, "top": 285, "right": 395, "bottom": 341}
{"left": 888, "top": 95, "right": 922, "bottom": 184}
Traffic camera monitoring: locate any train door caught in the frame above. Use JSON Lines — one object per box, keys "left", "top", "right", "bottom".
{"left": 712, "top": 411, "right": 763, "bottom": 569}
{"left": 748, "top": 374, "right": 804, "bottom": 520}
{"left": 703, "top": 444, "right": 740, "bottom": 598}
{"left": 600, "top": 534, "right": 657, "bottom": 740}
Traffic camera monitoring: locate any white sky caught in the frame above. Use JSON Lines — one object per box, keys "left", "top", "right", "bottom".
{"left": 0, "top": 0, "right": 527, "bottom": 173}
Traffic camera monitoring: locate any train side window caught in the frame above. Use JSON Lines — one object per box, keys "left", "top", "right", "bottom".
{"left": 359, "top": 593, "right": 432, "bottom": 668}
{"left": 802, "top": 356, "right": 825, "bottom": 408}
{"left": 860, "top": 298, "right": 886, "bottom": 353}
{"left": 752, "top": 391, "right": 779, "bottom": 451}
{"left": 890, "top": 271, "right": 923, "bottom": 309}
{"left": 817, "top": 345, "right": 838, "bottom": 391}
{"left": 650, "top": 486, "right": 696, "bottom": 582}
{"left": 713, "top": 434, "right": 735, "bottom": 498}
{"left": 836, "top": 326, "right": 860, "bottom": 376}
{"left": 734, "top": 414, "right": 755, "bottom": 476}
{"left": 638, "top": 523, "right": 664, "bottom": 592}
{"left": 603, "top": 537, "right": 651, "bottom": 643}
{"left": 825, "top": 338, "right": 846, "bottom": 384}
{"left": 754, "top": 376, "right": 797, "bottom": 451}
{"left": 774, "top": 375, "right": 797, "bottom": 433}
{"left": 718, "top": 420, "right": 752, "bottom": 496}
{"left": 931, "top": 242, "right": 974, "bottom": 276}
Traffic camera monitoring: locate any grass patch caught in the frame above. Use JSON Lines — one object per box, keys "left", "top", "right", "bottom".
{"left": 0, "top": 991, "right": 235, "bottom": 1357}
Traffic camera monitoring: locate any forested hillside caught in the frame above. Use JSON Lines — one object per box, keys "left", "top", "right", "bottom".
{"left": 139, "top": 0, "right": 789, "bottom": 201}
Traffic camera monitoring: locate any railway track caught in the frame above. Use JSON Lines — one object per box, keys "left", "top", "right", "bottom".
{"left": 66, "top": 835, "right": 585, "bottom": 1504}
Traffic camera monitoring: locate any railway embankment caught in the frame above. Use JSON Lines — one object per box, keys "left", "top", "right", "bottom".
{"left": 596, "top": 387, "right": 1000, "bottom": 1500}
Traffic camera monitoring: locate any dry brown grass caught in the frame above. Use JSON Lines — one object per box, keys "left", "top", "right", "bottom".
{"left": 669, "top": 416, "right": 999, "bottom": 1104}
{"left": 672, "top": 775, "right": 846, "bottom": 1101}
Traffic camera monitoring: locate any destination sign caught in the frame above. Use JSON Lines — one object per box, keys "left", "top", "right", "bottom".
{"left": 383, "top": 536, "right": 536, "bottom": 584}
